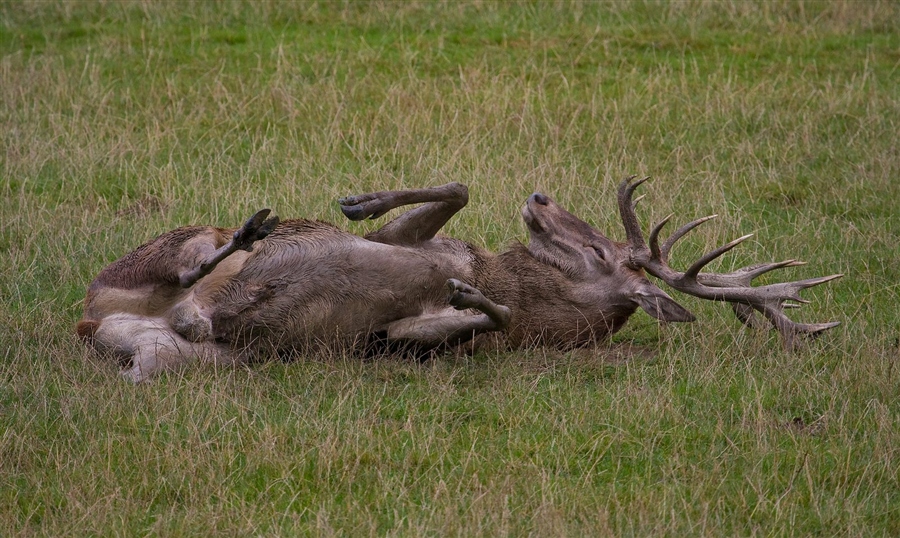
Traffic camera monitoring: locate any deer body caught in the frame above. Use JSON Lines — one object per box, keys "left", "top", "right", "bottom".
{"left": 78, "top": 180, "right": 840, "bottom": 382}
{"left": 81, "top": 220, "right": 483, "bottom": 380}
{"left": 199, "top": 221, "right": 481, "bottom": 350}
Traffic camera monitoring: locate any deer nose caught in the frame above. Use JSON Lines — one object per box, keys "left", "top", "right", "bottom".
{"left": 530, "top": 193, "right": 549, "bottom": 206}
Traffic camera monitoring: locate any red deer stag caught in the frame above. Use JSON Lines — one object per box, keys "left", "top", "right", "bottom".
{"left": 76, "top": 178, "right": 841, "bottom": 382}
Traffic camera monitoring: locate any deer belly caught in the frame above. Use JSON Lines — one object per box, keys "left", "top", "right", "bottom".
{"left": 204, "top": 251, "right": 461, "bottom": 349}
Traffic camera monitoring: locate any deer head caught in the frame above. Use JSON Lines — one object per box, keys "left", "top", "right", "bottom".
{"left": 521, "top": 192, "right": 696, "bottom": 325}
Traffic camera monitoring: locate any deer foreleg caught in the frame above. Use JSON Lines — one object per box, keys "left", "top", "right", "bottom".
{"left": 178, "top": 209, "right": 279, "bottom": 288}
{"left": 382, "top": 279, "right": 511, "bottom": 349}
{"left": 338, "top": 182, "right": 468, "bottom": 246}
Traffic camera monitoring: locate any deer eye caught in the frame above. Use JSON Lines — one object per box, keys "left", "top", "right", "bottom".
{"left": 589, "top": 244, "right": 606, "bottom": 261}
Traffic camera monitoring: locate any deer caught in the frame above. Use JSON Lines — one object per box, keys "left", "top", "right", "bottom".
{"left": 76, "top": 178, "right": 842, "bottom": 382}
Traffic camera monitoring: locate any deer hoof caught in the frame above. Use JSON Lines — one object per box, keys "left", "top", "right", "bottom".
{"left": 446, "top": 278, "right": 484, "bottom": 310}
{"left": 233, "top": 209, "right": 279, "bottom": 251}
{"left": 339, "top": 202, "right": 369, "bottom": 221}
{"left": 339, "top": 194, "right": 390, "bottom": 221}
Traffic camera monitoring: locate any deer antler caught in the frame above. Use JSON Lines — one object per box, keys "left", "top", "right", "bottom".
{"left": 618, "top": 176, "right": 843, "bottom": 350}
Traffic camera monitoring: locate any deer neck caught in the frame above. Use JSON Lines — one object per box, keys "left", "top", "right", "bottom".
{"left": 474, "top": 243, "right": 637, "bottom": 348}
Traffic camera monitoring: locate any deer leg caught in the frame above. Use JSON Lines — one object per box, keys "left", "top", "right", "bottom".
{"left": 122, "top": 336, "right": 245, "bottom": 384}
{"left": 91, "top": 314, "right": 244, "bottom": 383}
{"left": 381, "top": 279, "right": 511, "bottom": 349}
{"left": 338, "top": 182, "right": 468, "bottom": 246}
{"left": 178, "top": 209, "right": 280, "bottom": 288}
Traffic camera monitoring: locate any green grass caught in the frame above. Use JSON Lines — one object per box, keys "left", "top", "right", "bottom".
{"left": 2, "top": 0, "right": 899, "bottom": 535}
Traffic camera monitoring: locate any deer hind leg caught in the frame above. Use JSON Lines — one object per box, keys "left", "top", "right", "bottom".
{"left": 381, "top": 279, "right": 511, "bottom": 351}
{"left": 178, "top": 209, "right": 280, "bottom": 288}
{"left": 91, "top": 315, "right": 244, "bottom": 383}
{"left": 122, "top": 337, "right": 244, "bottom": 384}
{"left": 169, "top": 299, "right": 213, "bottom": 342}
{"left": 338, "top": 182, "right": 468, "bottom": 246}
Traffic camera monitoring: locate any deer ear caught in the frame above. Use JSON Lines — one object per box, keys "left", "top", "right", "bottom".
{"left": 634, "top": 285, "right": 696, "bottom": 323}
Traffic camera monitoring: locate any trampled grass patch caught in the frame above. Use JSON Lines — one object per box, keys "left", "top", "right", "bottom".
{"left": 2, "top": 1, "right": 898, "bottom": 535}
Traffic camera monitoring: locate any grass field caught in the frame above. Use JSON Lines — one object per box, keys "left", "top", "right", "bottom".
{"left": 2, "top": 1, "right": 899, "bottom": 535}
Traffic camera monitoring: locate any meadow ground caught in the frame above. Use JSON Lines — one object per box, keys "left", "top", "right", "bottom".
{"left": 1, "top": 1, "right": 898, "bottom": 535}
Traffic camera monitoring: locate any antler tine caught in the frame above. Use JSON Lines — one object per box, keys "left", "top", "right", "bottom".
{"left": 648, "top": 214, "right": 673, "bottom": 261}
{"left": 683, "top": 234, "right": 754, "bottom": 280}
{"left": 762, "top": 308, "right": 842, "bottom": 351}
{"left": 626, "top": 175, "right": 650, "bottom": 192}
{"left": 739, "top": 260, "right": 804, "bottom": 280}
{"left": 715, "top": 270, "right": 843, "bottom": 340}
{"left": 798, "top": 321, "right": 842, "bottom": 334}
{"left": 659, "top": 215, "right": 718, "bottom": 260}
{"left": 752, "top": 273, "right": 844, "bottom": 304}
{"left": 617, "top": 176, "right": 651, "bottom": 255}
{"left": 795, "top": 273, "right": 845, "bottom": 289}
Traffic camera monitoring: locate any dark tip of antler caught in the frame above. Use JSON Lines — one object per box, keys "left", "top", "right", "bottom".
{"left": 623, "top": 175, "right": 649, "bottom": 192}
{"left": 618, "top": 176, "right": 651, "bottom": 209}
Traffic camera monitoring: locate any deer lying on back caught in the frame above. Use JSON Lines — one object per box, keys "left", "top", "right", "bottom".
{"left": 77, "top": 178, "right": 842, "bottom": 382}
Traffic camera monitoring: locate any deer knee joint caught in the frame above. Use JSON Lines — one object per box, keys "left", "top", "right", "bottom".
{"left": 170, "top": 303, "right": 213, "bottom": 342}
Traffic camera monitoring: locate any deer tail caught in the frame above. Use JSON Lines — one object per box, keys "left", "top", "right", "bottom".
{"left": 76, "top": 319, "right": 100, "bottom": 342}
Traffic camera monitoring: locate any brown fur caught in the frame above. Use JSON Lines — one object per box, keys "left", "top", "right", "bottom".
{"left": 476, "top": 243, "right": 639, "bottom": 349}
